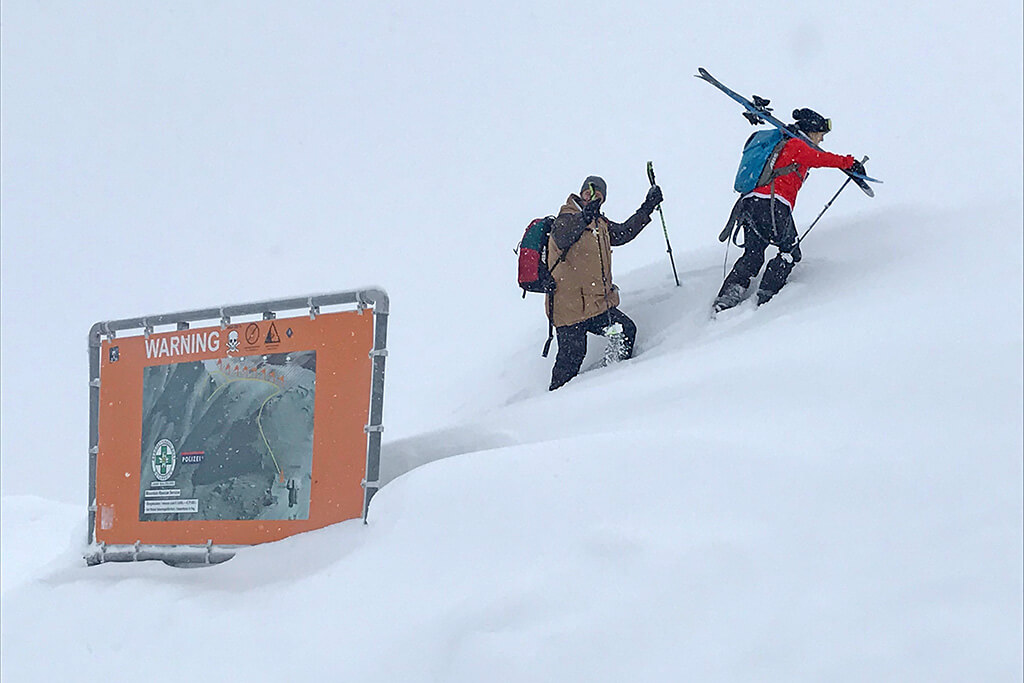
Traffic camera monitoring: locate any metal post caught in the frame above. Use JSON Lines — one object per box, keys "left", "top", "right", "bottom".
{"left": 359, "top": 289, "right": 389, "bottom": 522}
{"left": 87, "top": 324, "right": 103, "bottom": 546}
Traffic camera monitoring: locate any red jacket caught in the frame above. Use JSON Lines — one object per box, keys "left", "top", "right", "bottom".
{"left": 751, "top": 137, "right": 855, "bottom": 208}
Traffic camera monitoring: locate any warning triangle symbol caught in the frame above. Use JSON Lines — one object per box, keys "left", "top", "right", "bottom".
{"left": 265, "top": 323, "right": 281, "bottom": 344}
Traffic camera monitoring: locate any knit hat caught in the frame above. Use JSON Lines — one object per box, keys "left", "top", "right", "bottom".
{"left": 580, "top": 175, "right": 607, "bottom": 201}
{"left": 792, "top": 108, "right": 831, "bottom": 134}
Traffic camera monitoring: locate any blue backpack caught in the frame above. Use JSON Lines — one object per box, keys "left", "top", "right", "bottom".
{"left": 733, "top": 128, "right": 797, "bottom": 193}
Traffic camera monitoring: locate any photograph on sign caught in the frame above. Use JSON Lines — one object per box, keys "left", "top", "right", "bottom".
{"left": 90, "top": 302, "right": 381, "bottom": 551}
{"left": 139, "top": 351, "right": 317, "bottom": 522}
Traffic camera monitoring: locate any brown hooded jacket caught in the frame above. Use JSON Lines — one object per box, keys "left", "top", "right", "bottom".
{"left": 545, "top": 193, "right": 651, "bottom": 327}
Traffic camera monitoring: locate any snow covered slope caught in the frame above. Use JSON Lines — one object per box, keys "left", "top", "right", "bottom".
{"left": 2, "top": 1, "right": 1021, "bottom": 680}
{"left": 2, "top": 201, "right": 1020, "bottom": 682}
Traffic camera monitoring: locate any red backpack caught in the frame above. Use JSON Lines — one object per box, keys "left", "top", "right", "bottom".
{"left": 516, "top": 216, "right": 556, "bottom": 294}
{"left": 516, "top": 216, "right": 569, "bottom": 356}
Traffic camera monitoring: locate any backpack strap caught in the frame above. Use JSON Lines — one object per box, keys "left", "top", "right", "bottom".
{"left": 767, "top": 162, "right": 799, "bottom": 184}
{"left": 755, "top": 137, "right": 800, "bottom": 188}
{"left": 542, "top": 294, "right": 555, "bottom": 357}
{"left": 548, "top": 244, "right": 569, "bottom": 273}
{"left": 720, "top": 196, "right": 748, "bottom": 248}
{"left": 541, "top": 245, "right": 569, "bottom": 357}
{"left": 731, "top": 222, "right": 745, "bottom": 248}
{"left": 720, "top": 196, "right": 744, "bottom": 243}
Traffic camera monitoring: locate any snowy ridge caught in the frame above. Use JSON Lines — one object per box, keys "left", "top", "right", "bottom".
{"left": 3, "top": 1, "right": 1022, "bottom": 678}
{"left": 3, "top": 203, "right": 1020, "bottom": 681}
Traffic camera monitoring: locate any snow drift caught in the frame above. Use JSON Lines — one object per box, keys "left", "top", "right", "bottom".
{"left": 2, "top": 1, "right": 1021, "bottom": 681}
{"left": 3, "top": 200, "right": 1021, "bottom": 681}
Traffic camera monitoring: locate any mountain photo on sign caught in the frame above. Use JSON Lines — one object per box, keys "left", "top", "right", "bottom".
{"left": 138, "top": 351, "right": 317, "bottom": 522}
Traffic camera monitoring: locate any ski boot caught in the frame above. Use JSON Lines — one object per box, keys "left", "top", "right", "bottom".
{"left": 602, "top": 322, "right": 627, "bottom": 367}
{"left": 713, "top": 283, "right": 746, "bottom": 313}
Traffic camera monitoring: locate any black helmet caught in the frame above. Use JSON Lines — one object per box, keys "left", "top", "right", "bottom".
{"left": 792, "top": 108, "right": 831, "bottom": 134}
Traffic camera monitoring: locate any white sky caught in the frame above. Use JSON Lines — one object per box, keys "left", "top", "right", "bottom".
{"left": 1, "top": 1, "right": 1022, "bottom": 501}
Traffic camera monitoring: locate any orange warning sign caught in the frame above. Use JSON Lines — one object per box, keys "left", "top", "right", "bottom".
{"left": 94, "top": 310, "right": 374, "bottom": 546}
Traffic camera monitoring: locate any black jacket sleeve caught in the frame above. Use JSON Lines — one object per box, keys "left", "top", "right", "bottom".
{"left": 551, "top": 211, "right": 588, "bottom": 251}
{"left": 608, "top": 209, "right": 652, "bottom": 247}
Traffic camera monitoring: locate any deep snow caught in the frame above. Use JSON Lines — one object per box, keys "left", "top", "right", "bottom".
{"left": 3, "top": 201, "right": 1022, "bottom": 681}
{"left": 2, "top": 1, "right": 1022, "bottom": 681}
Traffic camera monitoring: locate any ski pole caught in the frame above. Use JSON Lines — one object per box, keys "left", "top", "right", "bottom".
{"left": 798, "top": 156, "right": 868, "bottom": 245}
{"left": 646, "top": 161, "right": 680, "bottom": 286}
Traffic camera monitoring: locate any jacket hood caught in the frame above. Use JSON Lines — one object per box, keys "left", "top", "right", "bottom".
{"left": 562, "top": 193, "right": 601, "bottom": 218}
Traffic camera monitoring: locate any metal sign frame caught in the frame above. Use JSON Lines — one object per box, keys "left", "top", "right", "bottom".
{"left": 85, "top": 288, "right": 388, "bottom": 566}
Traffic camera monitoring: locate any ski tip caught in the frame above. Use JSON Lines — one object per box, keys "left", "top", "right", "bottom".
{"left": 695, "top": 67, "right": 711, "bottom": 79}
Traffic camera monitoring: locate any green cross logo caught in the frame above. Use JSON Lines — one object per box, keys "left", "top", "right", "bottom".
{"left": 151, "top": 439, "right": 176, "bottom": 481}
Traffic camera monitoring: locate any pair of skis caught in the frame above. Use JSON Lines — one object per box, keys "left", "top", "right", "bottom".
{"left": 694, "top": 67, "right": 883, "bottom": 196}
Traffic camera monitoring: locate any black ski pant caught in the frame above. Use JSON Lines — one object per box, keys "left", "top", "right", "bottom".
{"left": 719, "top": 195, "right": 802, "bottom": 298}
{"left": 549, "top": 307, "right": 637, "bottom": 391}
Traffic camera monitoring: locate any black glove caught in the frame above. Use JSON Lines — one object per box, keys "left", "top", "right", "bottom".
{"left": 642, "top": 184, "right": 663, "bottom": 214}
{"left": 849, "top": 160, "right": 866, "bottom": 177}
{"left": 581, "top": 198, "right": 602, "bottom": 225}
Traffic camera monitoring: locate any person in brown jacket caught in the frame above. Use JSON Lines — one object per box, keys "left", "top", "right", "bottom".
{"left": 546, "top": 175, "right": 663, "bottom": 391}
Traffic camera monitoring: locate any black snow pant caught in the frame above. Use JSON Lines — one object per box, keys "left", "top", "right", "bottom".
{"left": 549, "top": 307, "right": 637, "bottom": 391}
{"left": 719, "top": 195, "right": 802, "bottom": 300}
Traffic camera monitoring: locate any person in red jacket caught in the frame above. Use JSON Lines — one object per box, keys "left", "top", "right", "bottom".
{"left": 713, "top": 108, "right": 865, "bottom": 312}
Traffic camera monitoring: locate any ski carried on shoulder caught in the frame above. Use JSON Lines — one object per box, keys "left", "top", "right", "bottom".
{"left": 695, "top": 67, "right": 882, "bottom": 197}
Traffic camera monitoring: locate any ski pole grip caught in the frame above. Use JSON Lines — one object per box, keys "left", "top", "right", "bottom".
{"left": 647, "top": 161, "right": 656, "bottom": 186}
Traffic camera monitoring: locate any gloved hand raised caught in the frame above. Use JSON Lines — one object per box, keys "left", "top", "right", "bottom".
{"left": 581, "top": 198, "right": 602, "bottom": 225}
{"left": 849, "top": 160, "right": 866, "bottom": 177}
{"left": 640, "top": 184, "right": 663, "bottom": 215}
